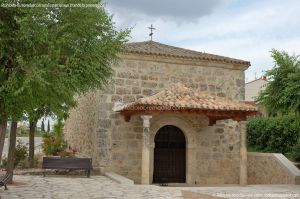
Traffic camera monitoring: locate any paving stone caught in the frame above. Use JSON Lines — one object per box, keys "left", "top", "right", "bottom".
{"left": 1, "top": 175, "right": 300, "bottom": 199}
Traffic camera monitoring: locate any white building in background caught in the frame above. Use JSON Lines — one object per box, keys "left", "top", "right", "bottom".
{"left": 245, "top": 76, "right": 268, "bottom": 102}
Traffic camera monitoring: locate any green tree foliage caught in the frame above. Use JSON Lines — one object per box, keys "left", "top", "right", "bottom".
{"left": 247, "top": 115, "right": 300, "bottom": 161}
{"left": 250, "top": 50, "right": 300, "bottom": 161}
{"left": 0, "top": 0, "right": 129, "bottom": 137}
{"left": 0, "top": 0, "right": 129, "bottom": 181}
{"left": 257, "top": 49, "right": 300, "bottom": 115}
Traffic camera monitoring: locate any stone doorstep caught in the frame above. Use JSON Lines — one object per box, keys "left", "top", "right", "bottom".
{"left": 105, "top": 172, "right": 134, "bottom": 185}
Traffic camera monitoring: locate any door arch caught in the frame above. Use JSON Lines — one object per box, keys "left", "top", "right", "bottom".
{"left": 153, "top": 125, "right": 186, "bottom": 183}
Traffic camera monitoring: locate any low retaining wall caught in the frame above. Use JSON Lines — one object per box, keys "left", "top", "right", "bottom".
{"left": 248, "top": 152, "right": 300, "bottom": 184}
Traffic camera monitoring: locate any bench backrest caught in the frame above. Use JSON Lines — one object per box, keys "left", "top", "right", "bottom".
{"left": 0, "top": 173, "right": 11, "bottom": 184}
{"left": 42, "top": 157, "right": 92, "bottom": 169}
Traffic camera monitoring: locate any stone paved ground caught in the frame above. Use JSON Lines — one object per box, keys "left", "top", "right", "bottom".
{"left": 0, "top": 175, "right": 300, "bottom": 199}
{"left": 182, "top": 185, "right": 300, "bottom": 199}
{"left": 0, "top": 175, "right": 183, "bottom": 199}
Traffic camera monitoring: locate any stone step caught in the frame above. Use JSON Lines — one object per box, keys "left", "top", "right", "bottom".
{"left": 105, "top": 172, "right": 134, "bottom": 185}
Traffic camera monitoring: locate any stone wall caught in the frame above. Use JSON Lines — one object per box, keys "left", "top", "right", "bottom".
{"left": 101, "top": 114, "right": 143, "bottom": 182}
{"left": 64, "top": 91, "right": 100, "bottom": 165}
{"left": 194, "top": 120, "right": 241, "bottom": 184}
{"left": 248, "top": 152, "right": 300, "bottom": 184}
{"left": 64, "top": 53, "right": 247, "bottom": 184}
{"left": 111, "top": 54, "right": 246, "bottom": 102}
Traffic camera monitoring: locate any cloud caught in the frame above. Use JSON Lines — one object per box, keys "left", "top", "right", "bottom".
{"left": 105, "top": 0, "right": 300, "bottom": 82}
{"left": 105, "top": 0, "right": 225, "bottom": 21}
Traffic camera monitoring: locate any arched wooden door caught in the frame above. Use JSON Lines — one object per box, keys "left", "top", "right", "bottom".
{"left": 153, "top": 125, "right": 186, "bottom": 183}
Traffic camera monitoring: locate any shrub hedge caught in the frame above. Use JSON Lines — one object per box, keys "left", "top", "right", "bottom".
{"left": 247, "top": 115, "right": 300, "bottom": 161}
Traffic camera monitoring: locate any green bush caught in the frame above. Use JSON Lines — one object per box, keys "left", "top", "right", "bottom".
{"left": 42, "top": 134, "right": 68, "bottom": 156}
{"left": 247, "top": 115, "right": 300, "bottom": 160}
{"left": 1, "top": 140, "right": 28, "bottom": 168}
{"left": 42, "top": 118, "right": 68, "bottom": 156}
{"left": 15, "top": 140, "right": 28, "bottom": 167}
{"left": 290, "top": 138, "right": 300, "bottom": 161}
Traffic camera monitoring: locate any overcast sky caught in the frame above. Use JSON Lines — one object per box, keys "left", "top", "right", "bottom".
{"left": 104, "top": 0, "right": 300, "bottom": 82}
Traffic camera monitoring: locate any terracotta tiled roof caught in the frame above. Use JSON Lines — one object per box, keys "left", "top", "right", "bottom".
{"left": 116, "top": 83, "right": 257, "bottom": 112}
{"left": 123, "top": 41, "right": 250, "bottom": 65}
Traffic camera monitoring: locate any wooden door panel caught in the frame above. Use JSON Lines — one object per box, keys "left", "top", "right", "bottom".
{"left": 153, "top": 125, "right": 186, "bottom": 183}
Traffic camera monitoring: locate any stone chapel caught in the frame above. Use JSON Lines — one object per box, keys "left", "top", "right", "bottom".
{"left": 64, "top": 41, "right": 257, "bottom": 185}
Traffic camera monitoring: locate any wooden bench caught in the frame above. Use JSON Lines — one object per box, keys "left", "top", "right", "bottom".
{"left": 42, "top": 157, "right": 92, "bottom": 178}
{"left": 0, "top": 173, "right": 11, "bottom": 190}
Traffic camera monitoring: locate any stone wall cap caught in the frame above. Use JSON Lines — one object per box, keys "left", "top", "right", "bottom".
{"left": 248, "top": 152, "right": 300, "bottom": 183}
{"left": 273, "top": 154, "right": 300, "bottom": 177}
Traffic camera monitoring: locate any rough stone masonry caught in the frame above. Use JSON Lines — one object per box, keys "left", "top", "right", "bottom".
{"left": 64, "top": 41, "right": 249, "bottom": 184}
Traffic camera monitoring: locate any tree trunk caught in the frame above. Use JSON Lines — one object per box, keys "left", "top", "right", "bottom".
{"left": 47, "top": 120, "right": 50, "bottom": 133}
{"left": 29, "top": 120, "right": 37, "bottom": 168}
{"left": 6, "top": 120, "right": 17, "bottom": 184}
{"left": 0, "top": 118, "right": 8, "bottom": 163}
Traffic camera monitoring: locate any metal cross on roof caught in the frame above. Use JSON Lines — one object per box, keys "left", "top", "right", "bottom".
{"left": 148, "top": 24, "right": 155, "bottom": 41}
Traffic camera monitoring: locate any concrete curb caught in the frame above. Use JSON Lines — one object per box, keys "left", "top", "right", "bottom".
{"left": 105, "top": 172, "right": 134, "bottom": 185}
